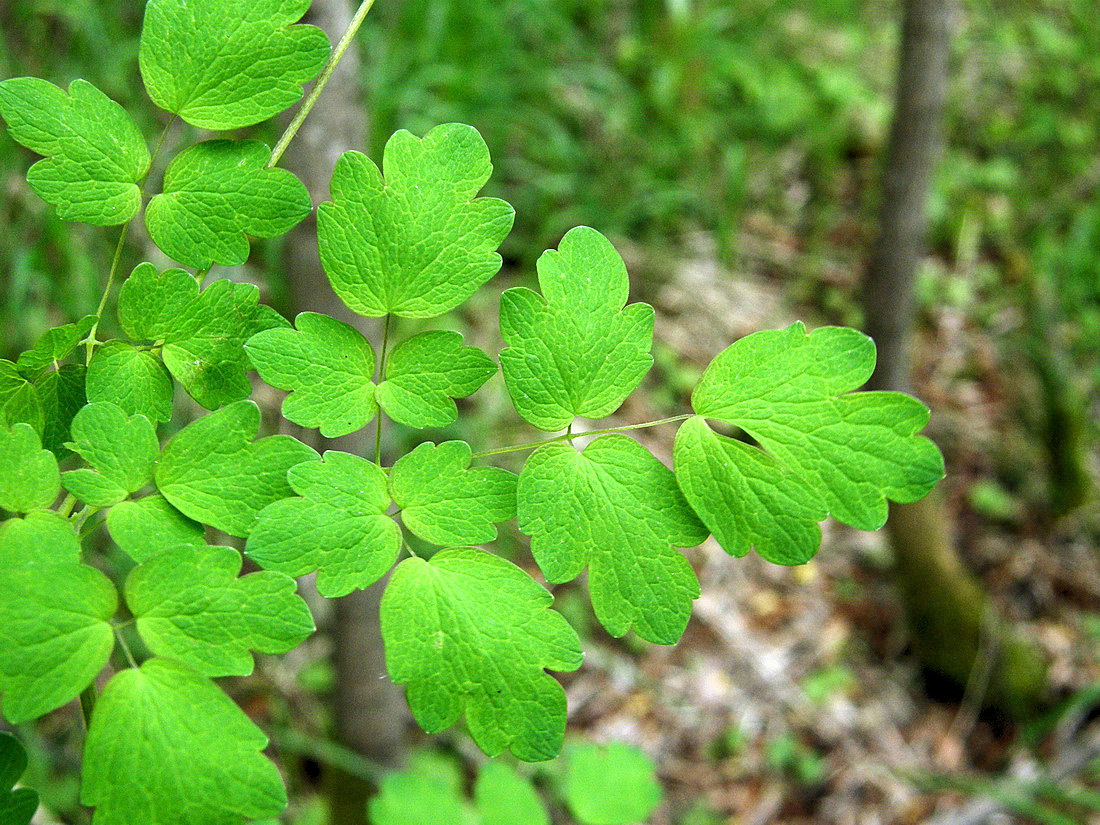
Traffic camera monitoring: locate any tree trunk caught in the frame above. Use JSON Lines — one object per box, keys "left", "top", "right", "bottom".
{"left": 278, "top": 2, "right": 407, "bottom": 822}
{"left": 862, "top": 0, "right": 1047, "bottom": 719}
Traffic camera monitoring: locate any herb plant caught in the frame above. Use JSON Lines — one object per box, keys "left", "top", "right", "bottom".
{"left": 0, "top": 0, "right": 945, "bottom": 822}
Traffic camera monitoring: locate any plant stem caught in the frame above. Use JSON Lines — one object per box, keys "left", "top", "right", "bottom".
{"left": 268, "top": 0, "right": 378, "bottom": 168}
{"left": 470, "top": 414, "right": 693, "bottom": 460}
{"left": 374, "top": 314, "right": 391, "bottom": 465}
{"left": 114, "top": 628, "right": 139, "bottom": 669}
{"left": 79, "top": 683, "right": 97, "bottom": 729}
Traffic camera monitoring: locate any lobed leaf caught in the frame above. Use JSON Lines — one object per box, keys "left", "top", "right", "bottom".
{"left": 106, "top": 493, "right": 205, "bottom": 563}
{"left": 0, "top": 733, "right": 38, "bottom": 825}
{"left": 0, "top": 360, "right": 44, "bottom": 435}
{"left": 15, "top": 316, "right": 96, "bottom": 378}
{"left": 0, "top": 423, "right": 59, "bottom": 513}
{"left": 318, "top": 123, "right": 514, "bottom": 318}
{"left": 475, "top": 762, "right": 549, "bottom": 825}
{"left": 32, "top": 363, "right": 87, "bottom": 456}
{"left": 146, "top": 140, "right": 313, "bottom": 269}
{"left": 518, "top": 435, "right": 707, "bottom": 645}
{"left": 62, "top": 402, "right": 159, "bottom": 507}
{"left": 0, "top": 78, "right": 149, "bottom": 225}
{"left": 139, "top": 0, "right": 330, "bottom": 130}
{"left": 87, "top": 341, "right": 174, "bottom": 423}
{"left": 563, "top": 742, "right": 662, "bottom": 825}
{"left": 389, "top": 441, "right": 517, "bottom": 547}
{"left": 368, "top": 772, "right": 465, "bottom": 825}
{"left": 499, "top": 227, "right": 654, "bottom": 431}
{"left": 381, "top": 547, "right": 583, "bottom": 761}
{"left": 246, "top": 312, "right": 378, "bottom": 438}
{"left": 247, "top": 451, "right": 401, "bottom": 598}
{"left": 155, "top": 400, "right": 318, "bottom": 537}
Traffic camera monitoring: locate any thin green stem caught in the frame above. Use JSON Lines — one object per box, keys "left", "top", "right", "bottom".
{"left": 268, "top": 0, "right": 378, "bottom": 168}
{"left": 374, "top": 314, "right": 391, "bottom": 465}
{"left": 114, "top": 628, "right": 139, "bottom": 669}
{"left": 59, "top": 494, "right": 77, "bottom": 518}
{"left": 79, "top": 683, "right": 97, "bottom": 729}
{"left": 470, "top": 414, "right": 693, "bottom": 460}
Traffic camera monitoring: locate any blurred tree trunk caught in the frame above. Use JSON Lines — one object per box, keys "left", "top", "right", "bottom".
{"left": 862, "top": 0, "right": 1046, "bottom": 718}
{"left": 279, "top": 2, "right": 407, "bottom": 823}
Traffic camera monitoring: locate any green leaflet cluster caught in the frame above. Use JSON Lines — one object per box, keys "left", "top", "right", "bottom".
{"left": 0, "top": 0, "right": 944, "bottom": 822}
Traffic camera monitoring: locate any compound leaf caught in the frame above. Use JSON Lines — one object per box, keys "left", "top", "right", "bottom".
{"left": 318, "top": 124, "right": 514, "bottom": 318}
{"left": 126, "top": 543, "right": 313, "bottom": 676}
{"left": 16, "top": 316, "right": 96, "bottom": 378}
{"left": 0, "top": 423, "right": 59, "bottom": 513}
{"left": 0, "top": 733, "right": 38, "bottom": 825}
{"left": 247, "top": 451, "right": 401, "bottom": 598}
{"left": 499, "top": 227, "right": 653, "bottom": 431}
{"left": 563, "top": 742, "right": 662, "bottom": 825}
{"left": 146, "top": 140, "right": 313, "bottom": 269}
{"left": 246, "top": 312, "right": 377, "bottom": 438}
{"left": 82, "top": 658, "right": 287, "bottom": 825}
{"left": 686, "top": 323, "right": 944, "bottom": 535}
{"left": 87, "top": 341, "right": 174, "bottom": 423}
{"left": 106, "top": 493, "right": 205, "bottom": 563}
{"left": 0, "top": 78, "right": 149, "bottom": 226}
{"left": 0, "top": 514, "right": 116, "bottom": 723}
{"left": 389, "top": 441, "right": 516, "bottom": 546}
{"left": 156, "top": 400, "right": 319, "bottom": 537}
{"left": 139, "top": 0, "right": 330, "bottom": 130}
{"left": 475, "top": 762, "right": 549, "bottom": 825}
{"left": 518, "top": 435, "right": 707, "bottom": 645}
{"left": 62, "top": 402, "right": 159, "bottom": 507}
{"left": 381, "top": 547, "right": 583, "bottom": 761}
{"left": 118, "top": 264, "right": 289, "bottom": 409}
{"left": 377, "top": 330, "right": 496, "bottom": 429}
{"left": 33, "top": 363, "right": 87, "bottom": 456}
{"left": 0, "top": 360, "right": 43, "bottom": 435}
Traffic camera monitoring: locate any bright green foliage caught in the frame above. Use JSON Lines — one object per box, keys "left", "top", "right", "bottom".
{"left": 86, "top": 341, "right": 174, "bottom": 423}
{"left": 499, "top": 227, "right": 654, "bottom": 431}
{"left": 246, "top": 312, "right": 378, "bottom": 438}
{"left": 138, "top": 0, "right": 330, "bottom": 130}
{"left": 0, "top": 514, "right": 116, "bottom": 723}
{"left": 82, "top": 658, "right": 287, "bottom": 825}
{"left": 389, "top": 440, "right": 517, "bottom": 546}
{"left": 380, "top": 547, "right": 583, "bottom": 761}
{"left": 155, "top": 400, "right": 318, "bottom": 537}
{"left": 118, "top": 264, "right": 288, "bottom": 408}
{"left": 126, "top": 543, "right": 313, "bottom": 676}
{"left": 16, "top": 316, "right": 96, "bottom": 377}
{"left": 106, "top": 494, "right": 205, "bottom": 563}
{"left": 0, "top": 733, "right": 38, "bottom": 825}
{"left": 32, "top": 363, "right": 88, "bottom": 456}
{"left": 475, "top": 762, "right": 549, "bottom": 825}
{"left": 247, "top": 451, "right": 401, "bottom": 597}
{"left": 369, "top": 771, "right": 467, "bottom": 825}
{"left": 0, "top": 361, "right": 43, "bottom": 434}
{"left": 318, "top": 123, "right": 514, "bottom": 318}
{"left": 690, "top": 323, "right": 944, "bottom": 527}
{"left": 62, "top": 403, "right": 159, "bottom": 507}
{"left": 518, "top": 435, "right": 707, "bottom": 644}
{"left": 0, "top": 423, "right": 59, "bottom": 513}
{"left": 377, "top": 330, "right": 496, "bottom": 428}
{"left": 0, "top": 78, "right": 149, "bottom": 226}
{"left": 145, "top": 140, "right": 313, "bottom": 269}
{"left": 563, "top": 742, "right": 662, "bottom": 825}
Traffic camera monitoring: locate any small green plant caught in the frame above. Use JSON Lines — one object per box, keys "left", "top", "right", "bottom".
{"left": 0, "top": 0, "right": 944, "bottom": 822}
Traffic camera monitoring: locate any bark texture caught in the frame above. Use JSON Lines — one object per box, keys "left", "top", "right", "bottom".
{"left": 862, "top": 0, "right": 1047, "bottom": 718}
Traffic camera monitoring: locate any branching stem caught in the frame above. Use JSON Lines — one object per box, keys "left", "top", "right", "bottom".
{"left": 470, "top": 414, "right": 693, "bottom": 460}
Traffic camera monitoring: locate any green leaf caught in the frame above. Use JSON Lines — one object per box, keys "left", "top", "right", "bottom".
{"left": 518, "top": 435, "right": 707, "bottom": 644}
{"left": 0, "top": 78, "right": 149, "bottom": 226}
{"left": 247, "top": 451, "right": 401, "bottom": 598}
{"left": 62, "top": 402, "right": 159, "bottom": 507}
{"left": 0, "top": 423, "right": 59, "bottom": 513}
{"left": 687, "top": 322, "right": 945, "bottom": 532}
{"left": 146, "top": 140, "right": 313, "bottom": 269}
{"left": 0, "top": 733, "right": 38, "bottom": 825}
{"left": 118, "top": 264, "right": 289, "bottom": 409}
{"left": 673, "top": 416, "right": 824, "bottom": 565}
{"left": 16, "top": 316, "right": 96, "bottom": 378}
{"left": 127, "top": 543, "right": 313, "bottom": 676}
{"left": 33, "top": 363, "right": 87, "bottom": 455}
{"left": 499, "top": 227, "right": 654, "bottom": 431}
{"left": 318, "top": 124, "right": 514, "bottom": 318}
{"left": 139, "top": 0, "right": 330, "bottom": 130}
{"left": 381, "top": 547, "right": 583, "bottom": 761}
{"left": 0, "top": 360, "right": 44, "bottom": 435}
{"left": 0, "top": 514, "right": 116, "bottom": 723}
{"left": 377, "top": 331, "right": 496, "bottom": 429}
{"left": 106, "top": 493, "right": 205, "bottom": 563}
{"left": 563, "top": 742, "right": 662, "bottom": 825}
{"left": 246, "top": 312, "right": 377, "bottom": 438}
{"left": 156, "top": 400, "right": 318, "bottom": 537}
{"left": 389, "top": 441, "right": 517, "bottom": 546}
{"left": 82, "top": 658, "right": 287, "bottom": 825}
{"left": 368, "top": 772, "right": 465, "bottom": 825}
{"left": 475, "top": 762, "right": 549, "bottom": 825}
{"left": 87, "top": 341, "right": 174, "bottom": 423}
